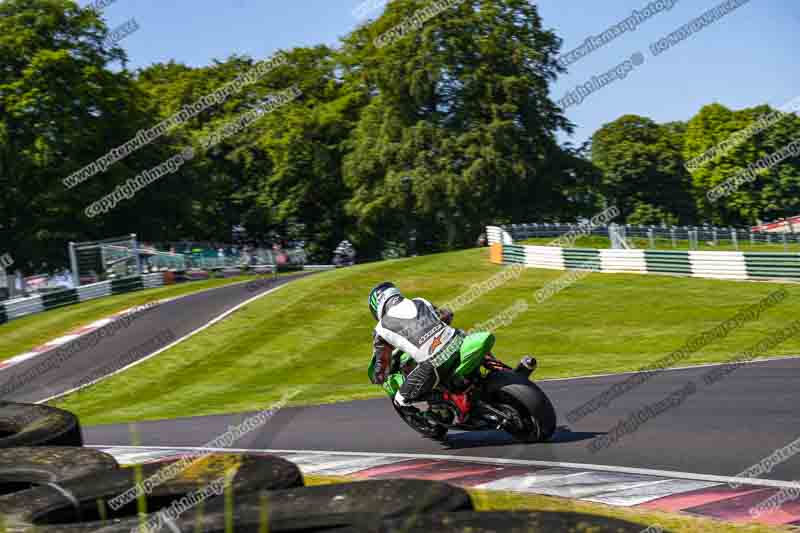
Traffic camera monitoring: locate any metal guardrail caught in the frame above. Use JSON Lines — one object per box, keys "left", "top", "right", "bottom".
{"left": 78, "top": 282, "right": 112, "bottom": 300}
{"left": 0, "top": 265, "right": 335, "bottom": 326}
{"left": 490, "top": 240, "right": 800, "bottom": 282}
{"left": 4, "top": 295, "right": 46, "bottom": 321}
{"left": 303, "top": 265, "right": 337, "bottom": 271}
{"left": 0, "top": 274, "right": 162, "bottom": 325}
{"left": 499, "top": 222, "right": 800, "bottom": 251}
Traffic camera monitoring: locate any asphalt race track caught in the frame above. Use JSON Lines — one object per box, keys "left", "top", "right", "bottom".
{"left": 6, "top": 274, "right": 800, "bottom": 483}
{"left": 0, "top": 273, "right": 307, "bottom": 403}
{"left": 85, "top": 357, "right": 800, "bottom": 483}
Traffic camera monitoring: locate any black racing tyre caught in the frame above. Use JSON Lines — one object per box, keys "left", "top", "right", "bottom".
{"left": 205, "top": 479, "right": 474, "bottom": 532}
{"left": 392, "top": 403, "right": 447, "bottom": 441}
{"left": 377, "top": 511, "right": 662, "bottom": 532}
{"left": 0, "top": 453, "right": 303, "bottom": 531}
{"left": 0, "top": 447, "right": 119, "bottom": 499}
{"left": 483, "top": 372, "right": 556, "bottom": 443}
{"left": 0, "top": 402, "right": 83, "bottom": 447}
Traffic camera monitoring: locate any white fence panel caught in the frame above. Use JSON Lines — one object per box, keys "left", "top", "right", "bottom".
{"left": 524, "top": 246, "right": 565, "bottom": 270}
{"left": 600, "top": 249, "right": 647, "bottom": 273}
{"left": 688, "top": 251, "right": 748, "bottom": 279}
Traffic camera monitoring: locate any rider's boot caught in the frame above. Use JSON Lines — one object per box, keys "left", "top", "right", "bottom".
{"left": 395, "top": 402, "right": 420, "bottom": 417}
{"left": 394, "top": 392, "right": 427, "bottom": 417}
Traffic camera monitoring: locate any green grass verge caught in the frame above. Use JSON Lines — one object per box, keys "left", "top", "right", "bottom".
{"left": 301, "top": 475, "right": 794, "bottom": 533}
{"left": 54, "top": 248, "right": 800, "bottom": 425}
{"left": 0, "top": 274, "right": 282, "bottom": 360}
{"left": 520, "top": 235, "right": 800, "bottom": 252}
{"left": 468, "top": 489, "right": 796, "bottom": 533}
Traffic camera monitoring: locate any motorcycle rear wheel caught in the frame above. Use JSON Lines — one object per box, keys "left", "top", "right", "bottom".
{"left": 487, "top": 376, "right": 557, "bottom": 443}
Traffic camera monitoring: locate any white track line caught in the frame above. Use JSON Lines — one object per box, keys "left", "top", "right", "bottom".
{"left": 26, "top": 277, "right": 797, "bottom": 394}
{"left": 3, "top": 277, "right": 274, "bottom": 369}
{"left": 88, "top": 445, "right": 800, "bottom": 491}
{"left": 538, "top": 353, "right": 800, "bottom": 384}
{"left": 37, "top": 282, "right": 291, "bottom": 404}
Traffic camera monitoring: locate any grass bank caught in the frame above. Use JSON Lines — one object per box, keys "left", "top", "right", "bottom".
{"left": 54, "top": 248, "right": 800, "bottom": 425}
{"left": 0, "top": 275, "right": 278, "bottom": 360}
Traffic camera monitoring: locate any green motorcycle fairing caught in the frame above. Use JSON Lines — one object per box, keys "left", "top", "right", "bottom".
{"left": 454, "top": 331, "right": 495, "bottom": 376}
{"left": 367, "top": 332, "right": 496, "bottom": 398}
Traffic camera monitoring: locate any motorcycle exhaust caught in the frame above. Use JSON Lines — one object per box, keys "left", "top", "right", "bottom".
{"left": 514, "top": 356, "right": 537, "bottom": 379}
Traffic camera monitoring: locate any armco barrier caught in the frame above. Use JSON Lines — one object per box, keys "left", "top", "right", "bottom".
{"left": 0, "top": 273, "right": 165, "bottom": 326}
{"left": 142, "top": 272, "right": 165, "bottom": 289}
{"left": 600, "top": 249, "right": 647, "bottom": 274}
{"left": 0, "top": 274, "right": 163, "bottom": 325}
{"left": 488, "top": 226, "right": 800, "bottom": 283}
{"left": 111, "top": 276, "right": 144, "bottom": 295}
{"left": 744, "top": 253, "right": 800, "bottom": 279}
{"left": 304, "top": 265, "right": 337, "bottom": 271}
{"left": 41, "top": 288, "right": 80, "bottom": 310}
{"left": 4, "top": 296, "right": 45, "bottom": 322}
{"left": 0, "top": 264, "right": 335, "bottom": 326}
{"left": 77, "top": 282, "right": 112, "bottom": 301}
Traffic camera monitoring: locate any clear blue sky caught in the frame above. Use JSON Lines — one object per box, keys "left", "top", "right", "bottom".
{"left": 92, "top": 0, "right": 799, "bottom": 145}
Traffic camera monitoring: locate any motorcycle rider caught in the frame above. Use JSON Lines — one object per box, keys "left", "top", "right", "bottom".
{"left": 368, "top": 282, "right": 462, "bottom": 414}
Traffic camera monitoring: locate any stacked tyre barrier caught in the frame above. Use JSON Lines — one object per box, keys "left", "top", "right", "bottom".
{"left": 0, "top": 402, "right": 658, "bottom": 532}
{"left": 0, "top": 402, "right": 464, "bottom": 533}
{"left": 487, "top": 227, "right": 800, "bottom": 283}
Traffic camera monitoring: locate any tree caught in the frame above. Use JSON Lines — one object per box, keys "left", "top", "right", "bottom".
{"left": 0, "top": 0, "right": 162, "bottom": 272}
{"left": 247, "top": 46, "right": 364, "bottom": 261}
{"left": 135, "top": 56, "right": 277, "bottom": 243}
{"left": 684, "top": 103, "right": 800, "bottom": 225}
{"left": 340, "top": 0, "right": 573, "bottom": 253}
{"left": 591, "top": 115, "right": 695, "bottom": 224}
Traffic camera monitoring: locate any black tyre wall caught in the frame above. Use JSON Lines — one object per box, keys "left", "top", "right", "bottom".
{"left": 0, "top": 447, "right": 119, "bottom": 498}
{"left": 0, "top": 402, "right": 83, "bottom": 448}
{"left": 0, "top": 453, "right": 303, "bottom": 529}
{"left": 213, "top": 479, "right": 474, "bottom": 532}
{"left": 56, "top": 479, "right": 474, "bottom": 533}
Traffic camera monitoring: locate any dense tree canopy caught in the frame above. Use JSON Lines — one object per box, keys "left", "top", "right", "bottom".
{"left": 591, "top": 116, "right": 695, "bottom": 225}
{"left": 339, "top": 0, "right": 581, "bottom": 252}
{"left": 684, "top": 103, "right": 800, "bottom": 225}
{"left": 0, "top": 0, "right": 158, "bottom": 270}
{"left": 1, "top": 0, "right": 798, "bottom": 273}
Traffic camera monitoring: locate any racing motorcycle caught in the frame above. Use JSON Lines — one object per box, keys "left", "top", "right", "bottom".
{"left": 368, "top": 332, "right": 557, "bottom": 442}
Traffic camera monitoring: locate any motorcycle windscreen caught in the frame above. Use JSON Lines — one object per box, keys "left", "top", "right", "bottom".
{"left": 453, "top": 332, "right": 496, "bottom": 377}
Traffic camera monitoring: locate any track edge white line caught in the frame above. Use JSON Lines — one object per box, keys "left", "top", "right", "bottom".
{"left": 87, "top": 444, "right": 800, "bottom": 490}
{"left": 37, "top": 282, "right": 292, "bottom": 404}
